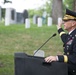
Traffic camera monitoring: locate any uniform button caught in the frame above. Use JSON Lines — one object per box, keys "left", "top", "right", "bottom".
{"left": 67, "top": 52, "right": 69, "bottom": 55}
{"left": 73, "top": 70, "right": 75, "bottom": 72}
{"left": 67, "top": 46, "right": 69, "bottom": 50}
{"left": 72, "top": 37, "right": 74, "bottom": 39}
{"left": 70, "top": 35, "right": 72, "bottom": 37}
{"left": 68, "top": 38, "right": 70, "bottom": 40}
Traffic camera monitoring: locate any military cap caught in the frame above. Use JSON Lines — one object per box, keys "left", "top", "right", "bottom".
{"left": 63, "top": 9, "right": 76, "bottom": 21}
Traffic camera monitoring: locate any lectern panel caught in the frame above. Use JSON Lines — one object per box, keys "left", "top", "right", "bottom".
{"left": 14, "top": 53, "right": 68, "bottom": 75}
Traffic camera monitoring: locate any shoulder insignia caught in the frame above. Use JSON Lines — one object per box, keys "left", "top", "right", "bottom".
{"left": 60, "top": 32, "right": 65, "bottom": 36}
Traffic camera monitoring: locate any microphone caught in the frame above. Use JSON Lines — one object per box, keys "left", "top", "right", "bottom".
{"left": 33, "top": 33, "right": 57, "bottom": 56}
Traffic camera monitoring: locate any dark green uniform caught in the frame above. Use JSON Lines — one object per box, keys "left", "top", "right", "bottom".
{"left": 57, "top": 28, "right": 76, "bottom": 75}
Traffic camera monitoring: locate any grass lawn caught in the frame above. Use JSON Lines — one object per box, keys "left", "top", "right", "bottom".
{"left": 0, "top": 22, "right": 63, "bottom": 75}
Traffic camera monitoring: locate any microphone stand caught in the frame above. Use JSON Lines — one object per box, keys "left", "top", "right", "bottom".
{"left": 33, "top": 33, "right": 56, "bottom": 56}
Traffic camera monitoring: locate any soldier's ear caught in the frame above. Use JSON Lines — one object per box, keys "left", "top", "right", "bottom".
{"left": 72, "top": 21, "right": 76, "bottom": 26}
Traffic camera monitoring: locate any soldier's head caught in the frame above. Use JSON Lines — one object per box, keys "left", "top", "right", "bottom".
{"left": 62, "top": 9, "right": 76, "bottom": 32}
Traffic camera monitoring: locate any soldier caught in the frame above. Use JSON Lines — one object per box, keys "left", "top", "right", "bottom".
{"left": 45, "top": 9, "right": 76, "bottom": 75}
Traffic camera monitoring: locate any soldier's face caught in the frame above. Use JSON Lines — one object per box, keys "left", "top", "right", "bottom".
{"left": 63, "top": 20, "right": 75, "bottom": 31}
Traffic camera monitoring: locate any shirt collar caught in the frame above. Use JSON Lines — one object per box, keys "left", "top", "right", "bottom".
{"left": 69, "top": 29, "right": 75, "bottom": 35}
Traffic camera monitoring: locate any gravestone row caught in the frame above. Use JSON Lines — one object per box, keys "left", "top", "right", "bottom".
{"left": 25, "top": 17, "right": 62, "bottom": 28}
{"left": 0, "top": 7, "right": 62, "bottom": 27}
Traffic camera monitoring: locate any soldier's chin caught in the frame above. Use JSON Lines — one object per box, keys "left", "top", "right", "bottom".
{"left": 64, "top": 27, "right": 68, "bottom": 31}
{"left": 64, "top": 27, "right": 66, "bottom": 30}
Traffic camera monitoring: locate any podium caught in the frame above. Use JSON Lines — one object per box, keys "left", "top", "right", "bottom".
{"left": 14, "top": 53, "right": 68, "bottom": 75}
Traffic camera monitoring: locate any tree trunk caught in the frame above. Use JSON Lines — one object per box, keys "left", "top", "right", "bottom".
{"left": 51, "top": 0, "right": 63, "bottom": 24}
{"left": 0, "top": 6, "right": 1, "bottom": 21}
{"left": 73, "top": 0, "right": 76, "bottom": 11}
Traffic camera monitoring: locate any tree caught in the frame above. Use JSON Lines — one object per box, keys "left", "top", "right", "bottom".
{"left": 73, "top": 0, "right": 76, "bottom": 11}
{"left": 51, "top": 0, "right": 63, "bottom": 24}
{"left": 43, "top": 0, "right": 52, "bottom": 16}
{"left": 63, "top": 0, "right": 73, "bottom": 10}
{"left": 63, "top": 0, "right": 76, "bottom": 12}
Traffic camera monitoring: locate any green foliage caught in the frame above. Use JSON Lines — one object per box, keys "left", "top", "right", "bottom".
{"left": 28, "top": 9, "right": 43, "bottom": 18}
{"left": 28, "top": 9, "right": 35, "bottom": 18}
{"left": 43, "top": 0, "right": 52, "bottom": 15}
{"left": 63, "top": 0, "right": 74, "bottom": 10}
{"left": 28, "top": 0, "right": 74, "bottom": 17}
{"left": 28, "top": 0, "right": 53, "bottom": 17}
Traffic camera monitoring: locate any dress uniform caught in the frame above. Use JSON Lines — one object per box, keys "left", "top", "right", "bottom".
{"left": 57, "top": 9, "right": 76, "bottom": 75}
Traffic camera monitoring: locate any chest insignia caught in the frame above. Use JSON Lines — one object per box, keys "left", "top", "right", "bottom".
{"left": 67, "top": 39, "right": 73, "bottom": 45}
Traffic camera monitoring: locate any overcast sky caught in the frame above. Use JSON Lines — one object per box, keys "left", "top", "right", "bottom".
{"left": 0, "top": 0, "right": 47, "bottom": 12}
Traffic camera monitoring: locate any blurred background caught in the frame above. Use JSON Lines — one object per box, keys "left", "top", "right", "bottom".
{"left": 0, "top": 0, "right": 76, "bottom": 24}
{"left": 0, "top": 0, "right": 76, "bottom": 75}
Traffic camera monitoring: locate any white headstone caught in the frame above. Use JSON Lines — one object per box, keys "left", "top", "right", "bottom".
{"left": 38, "top": 17, "right": 42, "bottom": 27}
{"left": 5, "top": 8, "right": 11, "bottom": 26}
{"left": 34, "top": 50, "right": 45, "bottom": 57}
{"left": 47, "top": 17, "right": 52, "bottom": 26}
{"left": 0, "top": 6, "right": 1, "bottom": 21}
{"left": 33, "top": 15, "right": 36, "bottom": 24}
{"left": 25, "top": 18, "right": 30, "bottom": 28}
{"left": 58, "top": 17, "right": 62, "bottom": 25}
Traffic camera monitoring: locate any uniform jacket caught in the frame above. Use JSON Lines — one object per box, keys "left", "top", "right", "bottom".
{"left": 57, "top": 28, "right": 76, "bottom": 65}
